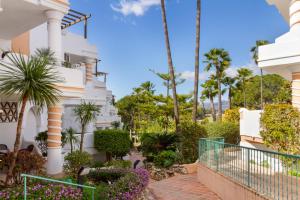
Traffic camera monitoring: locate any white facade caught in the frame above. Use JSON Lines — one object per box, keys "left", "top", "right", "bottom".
{"left": 0, "top": 0, "right": 121, "bottom": 174}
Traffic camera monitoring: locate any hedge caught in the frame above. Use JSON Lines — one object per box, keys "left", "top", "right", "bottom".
{"left": 204, "top": 122, "right": 240, "bottom": 144}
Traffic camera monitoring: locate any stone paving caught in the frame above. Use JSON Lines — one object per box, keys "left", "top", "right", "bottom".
{"left": 148, "top": 174, "right": 221, "bottom": 200}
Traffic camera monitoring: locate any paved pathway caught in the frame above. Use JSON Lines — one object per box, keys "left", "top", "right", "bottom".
{"left": 148, "top": 174, "right": 221, "bottom": 200}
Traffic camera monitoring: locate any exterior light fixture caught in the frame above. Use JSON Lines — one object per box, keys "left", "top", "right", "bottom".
{"left": 0, "top": 0, "right": 3, "bottom": 12}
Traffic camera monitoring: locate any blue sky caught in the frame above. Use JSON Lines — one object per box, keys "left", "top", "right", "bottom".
{"left": 69, "top": 0, "right": 289, "bottom": 99}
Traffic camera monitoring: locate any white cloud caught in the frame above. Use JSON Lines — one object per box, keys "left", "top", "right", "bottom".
{"left": 111, "top": 0, "right": 160, "bottom": 16}
{"left": 180, "top": 70, "right": 213, "bottom": 81}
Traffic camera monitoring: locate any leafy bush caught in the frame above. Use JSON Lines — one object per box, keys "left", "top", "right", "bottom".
{"left": 63, "top": 150, "right": 91, "bottom": 178}
{"left": 223, "top": 108, "right": 240, "bottom": 124}
{"left": 104, "top": 160, "right": 132, "bottom": 169}
{"left": 204, "top": 122, "right": 240, "bottom": 144}
{"left": 260, "top": 104, "right": 300, "bottom": 154}
{"left": 140, "top": 132, "right": 178, "bottom": 161}
{"left": 94, "top": 129, "right": 131, "bottom": 160}
{"left": 0, "top": 183, "right": 84, "bottom": 199}
{"left": 87, "top": 168, "right": 128, "bottom": 183}
{"left": 178, "top": 121, "right": 207, "bottom": 163}
{"left": 3, "top": 151, "right": 45, "bottom": 184}
{"left": 153, "top": 150, "right": 178, "bottom": 168}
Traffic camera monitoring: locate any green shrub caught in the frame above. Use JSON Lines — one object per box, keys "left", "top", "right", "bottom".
{"left": 223, "top": 108, "right": 240, "bottom": 124}
{"left": 260, "top": 104, "right": 300, "bottom": 155}
{"left": 204, "top": 122, "right": 240, "bottom": 144}
{"left": 63, "top": 150, "right": 91, "bottom": 178}
{"left": 153, "top": 150, "right": 178, "bottom": 168}
{"left": 87, "top": 168, "right": 128, "bottom": 183}
{"left": 178, "top": 120, "right": 207, "bottom": 163}
{"left": 140, "top": 133, "right": 178, "bottom": 161}
{"left": 104, "top": 160, "right": 132, "bottom": 169}
{"left": 94, "top": 129, "right": 131, "bottom": 160}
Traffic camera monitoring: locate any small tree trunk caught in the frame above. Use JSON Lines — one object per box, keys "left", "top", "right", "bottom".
{"left": 70, "top": 138, "right": 73, "bottom": 153}
{"left": 160, "top": 0, "right": 180, "bottom": 132}
{"left": 217, "top": 70, "right": 222, "bottom": 121}
{"left": 79, "top": 125, "right": 85, "bottom": 152}
{"left": 5, "top": 96, "right": 27, "bottom": 185}
{"left": 210, "top": 95, "right": 216, "bottom": 121}
{"left": 106, "top": 152, "right": 112, "bottom": 161}
{"left": 192, "top": 0, "right": 201, "bottom": 123}
{"left": 228, "top": 87, "right": 232, "bottom": 109}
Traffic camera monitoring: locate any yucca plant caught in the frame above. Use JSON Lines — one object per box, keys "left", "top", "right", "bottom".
{"left": 0, "top": 49, "right": 62, "bottom": 185}
{"left": 74, "top": 102, "right": 100, "bottom": 152}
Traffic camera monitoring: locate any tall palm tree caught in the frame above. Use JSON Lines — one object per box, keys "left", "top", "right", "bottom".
{"left": 222, "top": 76, "right": 236, "bottom": 109}
{"left": 204, "top": 48, "right": 231, "bottom": 121}
{"left": 201, "top": 78, "right": 218, "bottom": 121}
{"left": 192, "top": 0, "right": 201, "bottom": 123}
{"left": 160, "top": 0, "right": 180, "bottom": 131}
{"left": 0, "top": 49, "right": 62, "bottom": 185}
{"left": 251, "top": 40, "right": 269, "bottom": 109}
{"left": 64, "top": 127, "right": 79, "bottom": 153}
{"left": 74, "top": 102, "right": 100, "bottom": 152}
{"left": 237, "top": 68, "right": 253, "bottom": 108}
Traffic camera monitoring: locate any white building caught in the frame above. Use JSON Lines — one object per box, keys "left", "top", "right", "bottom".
{"left": 0, "top": 0, "right": 121, "bottom": 175}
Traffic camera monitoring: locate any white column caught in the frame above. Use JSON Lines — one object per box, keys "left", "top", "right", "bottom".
{"left": 84, "top": 58, "right": 95, "bottom": 84}
{"left": 290, "top": 0, "right": 300, "bottom": 31}
{"left": 45, "top": 10, "right": 64, "bottom": 66}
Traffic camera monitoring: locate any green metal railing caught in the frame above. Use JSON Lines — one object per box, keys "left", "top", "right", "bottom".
{"left": 21, "top": 174, "right": 96, "bottom": 200}
{"left": 199, "top": 138, "right": 300, "bottom": 200}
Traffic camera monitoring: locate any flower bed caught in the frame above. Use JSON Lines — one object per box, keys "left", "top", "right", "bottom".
{"left": 0, "top": 183, "right": 84, "bottom": 200}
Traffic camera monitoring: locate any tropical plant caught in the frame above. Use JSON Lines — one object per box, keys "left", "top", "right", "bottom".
{"left": 0, "top": 49, "right": 61, "bottom": 185}
{"left": 222, "top": 76, "right": 236, "bottom": 109}
{"left": 64, "top": 127, "right": 79, "bottom": 153}
{"left": 192, "top": 0, "right": 202, "bottom": 123}
{"left": 237, "top": 68, "right": 253, "bottom": 108}
{"left": 63, "top": 150, "right": 92, "bottom": 178}
{"left": 154, "top": 150, "right": 178, "bottom": 168}
{"left": 74, "top": 101, "right": 100, "bottom": 152}
{"left": 160, "top": 0, "right": 180, "bottom": 131}
{"left": 251, "top": 40, "right": 269, "bottom": 109}
{"left": 201, "top": 77, "right": 218, "bottom": 121}
{"left": 94, "top": 129, "right": 131, "bottom": 161}
{"left": 204, "top": 48, "right": 231, "bottom": 120}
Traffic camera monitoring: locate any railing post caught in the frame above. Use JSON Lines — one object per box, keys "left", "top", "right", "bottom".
{"left": 247, "top": 148, "right": 250, "bottom": 187}
{"left": 92, "top": 189, "right": 95, "bottom": 200}
{"left": 24, "top": 176, "right": 27, "bottom": 200}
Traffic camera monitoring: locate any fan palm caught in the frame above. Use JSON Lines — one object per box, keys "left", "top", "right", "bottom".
{"left": 160, "top": 0, "right": 180, "bottom": 132}
{"left": 192, "top": 0, "right": 201, "bottom": 123}
{"left": 64, "top": 128, "right": 79, "bottom": 153}
{"left": 204, "top": 48, "right": 231, "bottom": 120}
{"left": 237, "top": 68, "right": 253, "bottom": 108}
{"left": 201, "top": 78, "right": 218, "bottom": 121}
{"left": 251, "top": 40, "right": 269, "bottom": 109}
{"left": 222, "top": 76, "right": 236, "bottom": 109}
{"left": 0, "top": 49, "right": 62, "bottom": 185}
{"left": 74, "top": 102, "right": 100, "bottom": 152}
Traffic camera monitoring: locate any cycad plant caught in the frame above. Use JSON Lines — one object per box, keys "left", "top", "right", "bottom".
{"left": 0, "top": 49, "right": 62, "bottom": 185}
{"left": 74, "top": 102, "right": 100, "bottom": 152}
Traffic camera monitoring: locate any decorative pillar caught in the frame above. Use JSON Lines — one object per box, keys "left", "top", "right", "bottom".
{"left": 85, "top": 58, "right": 94, "bottom": 83}
{"left": 45, "top": 10, "right": 64, "bottom": 65}
{"left": 47, "top": 103, "right": 63, "bottom": 174}
{"left": 292, "top": 72, "right": 300, "bottom": 109}
{"left": 290, "top": 0, "right": 300, "bottom": 31}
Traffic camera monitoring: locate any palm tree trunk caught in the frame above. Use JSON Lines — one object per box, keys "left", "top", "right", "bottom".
{"left": 217, "top": 70, "right": 222, "bottom": 121}
{"left": 79, "top": 124, "right": 85, "bottom": 152}
{"left": 228, "top": 87, "right": 232, "bottom": 109}
{"left": 160, "top": 0, "right": 180, "bottom": 132}
{"left": 70, "top": 138, "right": 73, "bottom": 153}
{"left": 260, "top": 68, "right": 263, "bottom": 110}
{"left": 5, "top": 96, "right": 28, "bottom": 185}
{"left": 209, "top": 95, "right": 216, "bottom": 121}
{"left": 192, "top": 0, "right": 201, "bottom": 123}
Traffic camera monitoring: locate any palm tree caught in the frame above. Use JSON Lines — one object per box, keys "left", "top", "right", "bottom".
{"left": 192, "top": 0, "right": 201, "bottom": 123}
{"left": 160, "top": 0, "right": 180, "bottom": 131}
{"left": 64, "top": 128, "right": 79, "bottom": 153}
{"left": 74, "top": 101, "right": 100, "bottom": 152}
{"left": 204, "top": 48, "right": 231, "bottom": 121}
{"left": 222, "top": 76, "right": 236, "bottom": 109}
{"left": 0, "top": 49, "right": 62, "bottom": 185}
{"left": 251, "top": 40, "right": 269, "bottom": 109}
{"left": 237, "top": 68, "right": 253, "bottom": 108}
{"left": 201, "top": 78, "right": 218, "bottom": 121}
